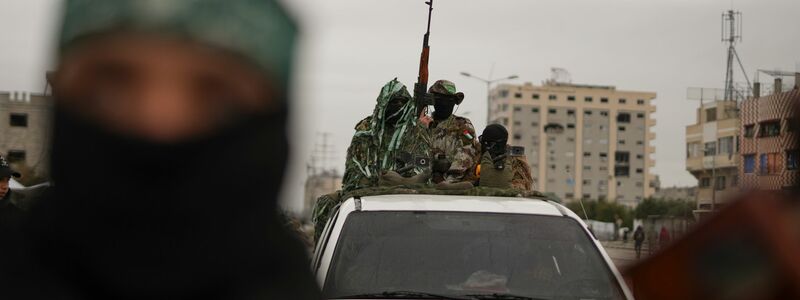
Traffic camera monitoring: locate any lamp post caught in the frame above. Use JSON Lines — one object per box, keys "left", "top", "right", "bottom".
{"left": 460, "top": 72, "right": 518, "bottom": 125}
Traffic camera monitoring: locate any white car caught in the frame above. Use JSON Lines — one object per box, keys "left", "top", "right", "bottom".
{"left": 311, "top": 193, "right": 633, "bottom": 300}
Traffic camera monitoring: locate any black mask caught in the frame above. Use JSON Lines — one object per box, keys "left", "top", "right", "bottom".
{"left": 433, "top": 103, "right": 455, "bottom": 121}
{"left": 384, "top": 98, "right": 407, "bottom": 126}
{"left": 481, "top": 124, "right": 509, "bottom": 158}
{"left": 18, "top": 102, "right": 321, "bottom": 298}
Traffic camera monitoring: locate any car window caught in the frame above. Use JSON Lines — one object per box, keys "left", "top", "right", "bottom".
{"left": 323, "top": 211, "right": 625, "bottom": 300}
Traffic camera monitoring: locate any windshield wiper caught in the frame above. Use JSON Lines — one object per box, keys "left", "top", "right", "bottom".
{"left": 463, "top": 293, "right": 548, "bottom": 300}
{"left": 334, "top": 290, "right": 470, "bottom": 299}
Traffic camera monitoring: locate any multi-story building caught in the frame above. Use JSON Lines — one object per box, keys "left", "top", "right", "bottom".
{"left": 739, "top": 75, "right": 800, "bottom": 190}
{"left": 0, "top": 91, "right": 51, "bottom": 177}
{"left": 685, "top": 98, "right": 741, "bottom": 215}
{"left": 489, "top": 80, "right": 657, "bottom": 207}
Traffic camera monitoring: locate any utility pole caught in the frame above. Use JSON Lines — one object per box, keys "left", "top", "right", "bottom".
{"left": 460, "top": 68, "right": 518, "bottom": 125}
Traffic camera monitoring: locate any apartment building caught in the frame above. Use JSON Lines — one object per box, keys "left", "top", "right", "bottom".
{"left": 685, "top": 99, "right": 740, "bottom": 214}
{"left": 0, "top": 91, "right": 51, "bottom": 176}
{"left": 739, "top": 75, "right": 800, "bottom": 190}
{"left": 489, "top": 81, "right": 657, "bottom": 207}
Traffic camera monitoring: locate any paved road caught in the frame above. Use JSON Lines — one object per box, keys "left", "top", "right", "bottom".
{"left": 600, "top": 241, "right": 650, "bottom": 271}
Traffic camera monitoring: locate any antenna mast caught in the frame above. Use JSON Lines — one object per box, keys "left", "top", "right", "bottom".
{"left": 722, "top": 10, "right": 749, "bottom": 101}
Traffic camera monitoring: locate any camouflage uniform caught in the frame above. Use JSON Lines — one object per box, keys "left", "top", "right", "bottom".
{"left": 510, "top": 151, "right": 534, "bottom": 191}
{"left": 477, "top": 146, "right": 533, "bottom": 191}
{"left": 341, "top": 79, "right": 432, "bottom": 192}
{"left": 313, "top": 79, "right": 431, "bottom": 239}
{"left": 428, "top": 80, "right": 480, "bottom": 183}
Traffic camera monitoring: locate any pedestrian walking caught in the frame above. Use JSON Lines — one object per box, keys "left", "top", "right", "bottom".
{"left": 659, "top": 226, "right": 672, "bottom": 249}
{"left": 633, "top": 225, "right": 645, "bottom": 259}
{"left": 0, "top": 156, "right": 22, "bottom": 232}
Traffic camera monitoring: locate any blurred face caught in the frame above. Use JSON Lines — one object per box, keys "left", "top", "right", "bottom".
{"left": 0, "top": 177, "right": 9, "bottom": 198}
{"left": 53, "top": 33, "right": 278, "bottom": 143}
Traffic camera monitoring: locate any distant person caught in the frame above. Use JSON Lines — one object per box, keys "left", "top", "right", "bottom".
{"left": 0, "top": 156, "right": 22, "bottom": 232}
{"left": 0, "top": 1, "right": 321, "bottom": 299}
{"left": 428, "top": 80, "right": 480, "bottom": 183}
{"left": 659, "top": 226, "right": 672, "bottom": 249}
{"left": 633, "top": 226, "right": 645, "bottom": 259}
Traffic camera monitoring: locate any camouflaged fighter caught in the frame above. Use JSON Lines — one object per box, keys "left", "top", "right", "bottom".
{"left": 427, "top": 80, "right": 481, "bottom": 184}
{"left": 312, "top": 79, "right": 431, "bottom": 239}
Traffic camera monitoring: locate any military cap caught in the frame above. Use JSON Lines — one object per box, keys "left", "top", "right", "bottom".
{"left": 429, "top": 80, "right": 459, "bottom": 96}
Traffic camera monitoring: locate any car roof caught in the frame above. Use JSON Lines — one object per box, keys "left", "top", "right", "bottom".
{"left": 355, "top": 194, "right": 565, "bottom": 216}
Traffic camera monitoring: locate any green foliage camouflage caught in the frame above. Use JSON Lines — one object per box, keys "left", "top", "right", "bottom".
{"left": 341, "top": 79, "right": 432, "bottom": 192}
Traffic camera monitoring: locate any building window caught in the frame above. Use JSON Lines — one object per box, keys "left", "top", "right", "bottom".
{"left": 601, "top": 97, "right": 609, "bottom": 103}
{"left": 636, "top": 141, "right": 644, "bottom": 145}
{"left": 583, "top": 166, "right": 591, "bottom": 171}
{"left": 499, "top": 90, "right": 509, "bottom": 98}
{"left": 619, "top": 140, "right": 626, "bottom": 145}
{"left": 715, "top": 176, "right": 726, "bottom": 190}
{"left": 760, "top": 153, "right": 781, "bottom": 174}
{"left": 584, "top": 110, "right": 593, "bottom": 116}
{"left": 548, "top": 95, "right": 557, "bottom": 101}
{"left": 706, "top": 108, "right": 717, "bottom": 122}
{"left": 731, "top": 175, "right": 739, "bottom": 187}
{"left": 599, "top": 139, "right": 608, "bottom": 144}
{"left": 744, "top": 125, "right": 756, "bottom": 138}
{"left": 718, "top": 136, "right": 735, "bottom": 155}
{"left": 636, "top": 168, "right": 643, "bottom": 174}
{"left": 502, "top": 104, "right": 509, "bottom": 111}
{"left": 599, "top": 166, "right": 608, "bottom": 171}
{"left": 567, "top": 95, "right": 576, "bottom": 101}
{"left": 615, "top": 151, "right": 630, "bottom": 163}
{"left": 743, "top": 154, "right": 756, "bottom": 173}
{"left": 6, "top": 150, "right": 25, "bottom": 163}
{"left": 583, "top": 179, "right": 591, "bottom": 186}
{"left": 584, "top": 152, "right": 591, "bottom": 157}
{"left": 532, "top": 108, "right": 539, "bottom": 113}
{"left": 618, "top": 126, "right": 626, "bottom": 131}
{"left": 637, "top": 99, "right": 645, "bottom": 105}
{"left": 567, "top": 137, "right": 575, "bottom": 143}
{"left": 513, "top": 106, "right": 521, "bottom": 112}
{"left": 565, "top": 193, "right": 574, "bottom": 199}
{"left": 531, "top": 122, "right": 539, "bottom": 127}
{"left": 513, "top": 134, "right": 521, "bottom": 140}
{"left": 788, "top": 150, "right": 799, "bottom": 171}
{"left": 759, "top": 121, "right": 781, "bottom": 137}
{"left": 699, "top": 177, "right": 711, "bottom": 188}
{"left": 614, "top": 166, "right": 630, "bottom": 177}
{"left": 548, "top": 109, "right": 557, "bottom": 114}
{"left": 514, "top": 93, "right": 522, "bottom": 98}
{"left": 637, "top": 154, "right": 644, "bottom": 159}
{"left": 567, "top": 109, "right": 575, "bottom": 116}
{"left": 582, "top": 194, "right": 591, "bottom": 200}
{"left": 567, "top": 123, "right": 575, "bottom": 129}
{"left": 599, "top": 152, "right": 608, "bottom": 162}
{"left": 617, "top": 113, "right": 631, "bottom": 123}
{"left": 9, "top": 113, "right": 28, "bottom": 127}
{"left": 600, "top": 111, "right": 609, "bottom": 117}
{"left": 704, "top": 142, "right": 717, "bottom": 156}
{"left": 636, "top": 182, "right": 644, "bottom": 187}
{"left": 585, "top": 96, "right": 593, "bottom": 102}
{"left": 514, "top": 121, "right": 521, "bottom": 126}
{"left": 637, "top": 113, "right": 645, "bottom": 119}
{"left": 533, "top": 94, "right": 540, "bottom": 100}
{"left": 687, "top": 142, "right": 702, "bottom": 158}
{"left": 619, "top": 98, "right": 627, "bottom": 104}
{"left": 550, "top": 164, "right": 556, "bottom": 170}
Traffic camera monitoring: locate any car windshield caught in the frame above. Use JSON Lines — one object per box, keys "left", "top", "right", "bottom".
{"left": 323, "top": 211, "right": 625, "bottom": 300}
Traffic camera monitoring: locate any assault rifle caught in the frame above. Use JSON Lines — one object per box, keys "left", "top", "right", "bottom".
{"left": 414, "top": 0, "right": 435, "bottom": 117}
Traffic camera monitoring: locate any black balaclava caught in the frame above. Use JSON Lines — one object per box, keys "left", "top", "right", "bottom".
{"left": 481, "top": 124, "right": 509, "bottom": 158}
{"left": 11, "top": 102, "right": 321, "bottom": 299}
{"left": 432, "top": 93, "right": 458, "bottom": 121}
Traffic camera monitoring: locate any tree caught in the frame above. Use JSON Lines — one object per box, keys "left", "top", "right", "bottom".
{"left": 565, "top": 199, "right": 633, "bottom": 229}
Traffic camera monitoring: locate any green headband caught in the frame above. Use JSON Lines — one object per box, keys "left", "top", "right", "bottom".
{"left": 59, "top": 0, "right": 298, "bottom": 92}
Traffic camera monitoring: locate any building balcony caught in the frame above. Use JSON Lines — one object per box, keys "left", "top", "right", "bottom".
{"left": 686, "top": 154, "right": 739, "bottom": 173}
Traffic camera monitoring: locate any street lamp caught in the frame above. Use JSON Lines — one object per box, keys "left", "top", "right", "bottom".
{"left": 460, "top": 72, "right": 518, "bottom": 125}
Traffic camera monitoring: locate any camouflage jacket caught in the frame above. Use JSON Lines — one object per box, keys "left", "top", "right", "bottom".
{"left": 429, "top": 115, "right": 480, "bottom": 183}
{"left": 341, "top": 80, "right": 432, "bottom": 192}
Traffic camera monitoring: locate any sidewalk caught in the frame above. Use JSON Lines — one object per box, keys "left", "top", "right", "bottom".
{"left": 600, "top": 240, "right": 650, "bottom": 251}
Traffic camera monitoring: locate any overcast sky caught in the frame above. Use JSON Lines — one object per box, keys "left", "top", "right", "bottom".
{"left": 1, "top": 0, "right": 798, "bottom": 212}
